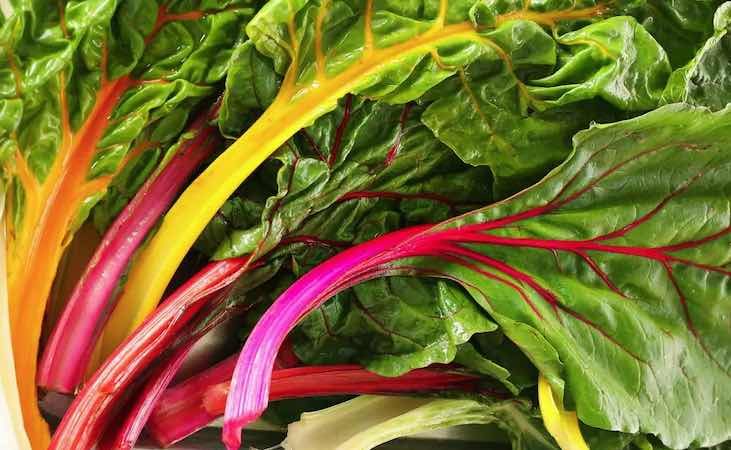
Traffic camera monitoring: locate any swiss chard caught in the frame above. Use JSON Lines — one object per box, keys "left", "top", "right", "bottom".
{"left": 630, "top": 0, "right": 727, "bottom": 67}
{"left": 662, "top": 3, "right": 731, "bottom": 110}
{"left": 224, "top": 104, "right": 731, "bottom": 449}
{"left": 47, "top": 255, "right": 257, "bottom": 450}
{"left": 198, "top": 98, "right": 512, "bottom": 381}
{"left": 1, "top": 0, "right": 253, "bottom": 444}
{"left": 102, "top": 0, "right": 674, "bottom": 358}
{"left": 102, "top": 96, "right": 495, "bottom": 358}
{"left": 147, "top": 362, "right": 487, "bottom": 447}
{"left": 0, "top": 202, "right": 30, "bottom": 450}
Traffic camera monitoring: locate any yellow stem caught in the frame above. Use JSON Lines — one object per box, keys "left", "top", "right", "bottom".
{"left": 538, "top": 374, "right": 589, "bottom": 450}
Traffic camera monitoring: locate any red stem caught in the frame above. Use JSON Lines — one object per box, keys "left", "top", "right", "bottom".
{"left": 39, "top": 104, "right": 220, "bottom": 393}
{"left": 327, "top": 94, "right": 352, "bottom": 167}
{"left": 99, "top": 341, "right": 194, "bottom": 450}
{"left": 149, "top": 364, "right": 480, "bottom": 447}
{"left": 98, "top": 277, "right": 257, "bottom": 450}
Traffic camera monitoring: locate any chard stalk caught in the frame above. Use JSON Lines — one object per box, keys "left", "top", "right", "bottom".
{"left": 38, "top": 105, "right": 220, "bottom": 393}
{"left": 149, "top": 363, "right": 480, "bottom": 447}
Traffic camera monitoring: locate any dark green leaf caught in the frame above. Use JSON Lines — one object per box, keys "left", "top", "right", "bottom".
{"left": 294, "top": 278, "right": 497, "bottom": 376}
{"left": 630, "top": 0, "right": 725, "bottom": 67}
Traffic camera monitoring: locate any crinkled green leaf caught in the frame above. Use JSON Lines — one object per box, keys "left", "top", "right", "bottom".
{"left": 529, "top": 16, "right": 671, "bottom": 110}
{"left": 415, "top": 10, "right": 668, "bottom": 196}
{"left": 2, "top": 0, "right": 255, "bottom": 238}
{"left": 390, "top": 104, "right": 731, "bottom": 448}
{"left": 218, "top": 40, "right": 280, "bottom": 138}
{"left": 238, "top": 0, "right": 668, "bottom": 198}
{"left": 662, "top": 2, "right": 731, "bottom": 110}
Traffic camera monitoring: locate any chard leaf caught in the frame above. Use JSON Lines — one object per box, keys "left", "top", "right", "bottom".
{"left": 0, "top": 1, "right": 253, "bottom": 445}
{"left": 662, "top": 2, "right": 731, "bottom": 110}
{"left": 229, "top": 104, "right": 731, "bottom": 450}
{"left": 218, "top": 40, "right": 280, "bottom": 139}
{"left": 420, "top": 6, "right": 675, "bottom": 196}
{"left": 528, "top": 16, "right": 670, "bottom": 110}
{"left": 455, "top": 340, "right": 534, "bottom": 395}
{"left": 203, "top": 98, "right": 500, "bottom": 380}
{"left": 204, "top": 99, "right": 492, "bottom": 260}
{"left": 411, "top": 104, "right": 731, "bottom": 447}
{"left": 366, "top": 104, "right": 731, "bottom": 448}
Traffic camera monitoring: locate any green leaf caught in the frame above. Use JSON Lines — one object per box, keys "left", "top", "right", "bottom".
{"left": 236, "top": 103, "right": 731, "bottom": 449}
{"left": 2, "top": 0, "right": 256, "bottom": 239}
{"left": 661, "top": 2, "right": 731, "bottom": 110}
{"left": 241, "top": 0, "right": 661, "bottom": 197}
{"left": 294, "top": 278, "right": 498, "bottom": 377}
{"left": 456, "top": 332, "right": 539, "bottom": 395}
{"left": 116, "top": 0, "right": 699, "bottom": 355}
{"left": 0, "top": 4, "right": 256, "bottom": 441}
{"left": 194, "top": 196, "right": 265, "bottom": 257}
{"left": 630, "top": 0, "right": 725, "bottom": 68}
{"left": 398, "top": 104, "right": 731, "bottom": 448}
{"left": 417, "top": 12, "right": 669, "bottom": 196}
{"left": 218, "top": 40, "right": 280, "bottom": 138}
{"left": 455, "top": 342, "right": 518, "bottom": 394}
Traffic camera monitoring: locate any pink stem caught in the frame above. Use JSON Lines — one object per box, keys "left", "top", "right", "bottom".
{"left": 39, "top": 104, "right": 221, "bottom": 393}
{"left": 221, "top": 225, "right": 432, "bottom": 450}
{"left": 101, "top": 293, "right": 273, "bottom": 450}
{"left": 149, "top": 355, "right": 238, "bottom": 447}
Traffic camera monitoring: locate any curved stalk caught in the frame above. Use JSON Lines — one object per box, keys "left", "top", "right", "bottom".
{"left": 48, "top": 257, "right": 250, "bottom": 450}
{"left": 38, "top": 106, "right": 220, "bottom": 393}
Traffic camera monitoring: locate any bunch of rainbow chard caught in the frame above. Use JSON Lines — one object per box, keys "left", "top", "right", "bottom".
{"left": 1, "top": 1, "right": 730, "bottom": 450}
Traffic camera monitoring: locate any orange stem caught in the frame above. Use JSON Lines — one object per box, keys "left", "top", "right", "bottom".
{"left": 7, "top": 73, "right": 133, "bottom": 450}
